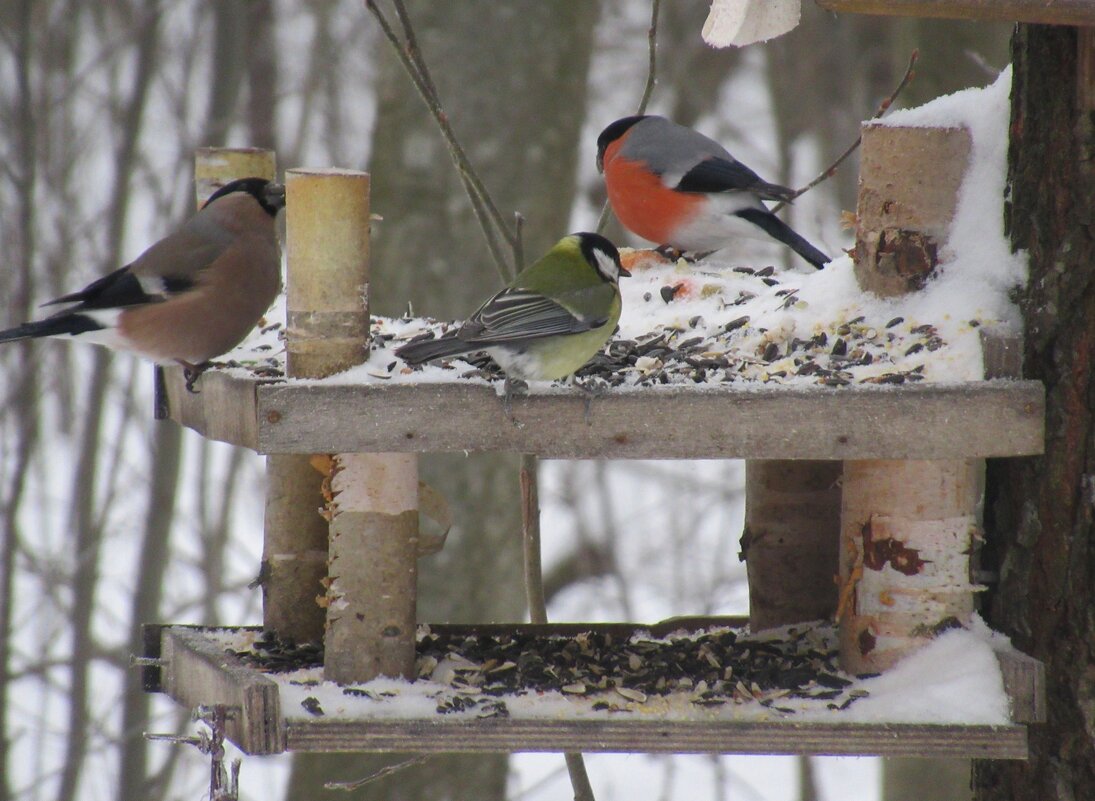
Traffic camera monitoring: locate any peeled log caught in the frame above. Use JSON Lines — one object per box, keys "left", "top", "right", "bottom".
{"left": 854, "top": 124, "right": 971, "bottom": 297}
{"left": 325, "top": 453, "right": 419, "bottom": 682}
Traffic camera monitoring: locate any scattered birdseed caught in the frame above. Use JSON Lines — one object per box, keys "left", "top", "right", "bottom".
{"left": 229, "top": 622, "right": 869, "bottom": 717}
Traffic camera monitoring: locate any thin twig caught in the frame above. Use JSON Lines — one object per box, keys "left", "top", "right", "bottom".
{"left": 597, "top": 0, "right": 661, "bottom": 234}
{"left": 772, "top": 49, "right": 919, "bottom": 213}
{"left": 514, "top": 212, "right": 526, "bottom": 272}
{"left": 636, "top": 0, "right": 661, "bottom": 115}
{"left": 325, "top": 755, "right": 431, "bottom": 792}
{"left": 521, "top": 454, "right": 597, "bottom": 801}
{"left": 564, "top": 753, "right": 598, "bottom": 801}
{"left": 389, "top": 0, "right": 516, "bottom": 256}
{"left": 521, "top": 454, "right": 546, "bottom": 624}
{"left": 365, "top": 0, "right": 515, "bottom": 280}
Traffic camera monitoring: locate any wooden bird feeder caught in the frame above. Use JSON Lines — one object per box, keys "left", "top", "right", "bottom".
{"left": 146, "top": 0, "right": 1079, "bottom": 759}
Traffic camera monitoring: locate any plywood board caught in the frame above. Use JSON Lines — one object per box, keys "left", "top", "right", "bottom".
{"left": 816, "top": 0, "right": 1095, "bottom": 25}
{"left": 161, "top": 367, "right": 1044, "bottom": 460}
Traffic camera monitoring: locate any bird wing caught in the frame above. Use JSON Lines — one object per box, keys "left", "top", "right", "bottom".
{"left": 674, "top": 156, "right": 794, "bottom": 201}
{"left": 42, "top": 215, "right": 233, "bottom": 311}
{"left": 462, "top": 288, "right": 604, "bottom": 344}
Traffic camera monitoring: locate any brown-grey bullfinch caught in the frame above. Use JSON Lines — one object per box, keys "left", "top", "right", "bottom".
{"left": 0, "top": 177, "right": 285, "bottom": 383}
{"left": 596, "top": 115, "right": 830, "bottom": 269}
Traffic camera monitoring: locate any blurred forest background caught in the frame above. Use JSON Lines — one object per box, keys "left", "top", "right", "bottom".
{"left": 0, "top": 2, "right": 1011, "bottom": 800}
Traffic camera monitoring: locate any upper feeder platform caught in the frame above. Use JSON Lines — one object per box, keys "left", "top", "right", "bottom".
{"left": 162, "top": 366, "right": 1042, "bottom": 460}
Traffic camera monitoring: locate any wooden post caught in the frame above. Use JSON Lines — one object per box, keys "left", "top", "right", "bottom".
{"left": 195, "top": 147, "right": 279, "bottom": 204}
{"left": 854, "top": 124, "right": 971, "bottom": 297}
{"left": 324, "top": 453, "right": 418, "bottom": 681}
{"left": 840, "top": 123, "right": 981, "bottom": 673}
{"left": 283, "top": 169, "right": 418, "bottom": 682}
{"left": 743, "top": 461, "right": 841, "bottom": 630}
{"left": 262, "top": 456, "right": 329, "bottom": 643}
{"left": 192, "top": 151, "right": 329, "bottom": 648}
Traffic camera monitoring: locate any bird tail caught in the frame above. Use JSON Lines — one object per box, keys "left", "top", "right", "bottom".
{"left": 395, "top": 334, "right": 475, "bottom": 365}
{"left": 736, "top": 208, "right": 830, "bottom": 270}
{"left": 0, "top": 314, "right": 102, "bottom": 344}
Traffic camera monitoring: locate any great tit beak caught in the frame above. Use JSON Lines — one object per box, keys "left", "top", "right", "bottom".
{"left": 618, "top": 265, "right": 631, "bottom": 278}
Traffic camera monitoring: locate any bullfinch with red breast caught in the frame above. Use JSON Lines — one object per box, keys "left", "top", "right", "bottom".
{"left": 0, "top": 177, "right": 285, "bottom": 383}
{"left": 597, "top": 115, "right": 830, "bottom": 269}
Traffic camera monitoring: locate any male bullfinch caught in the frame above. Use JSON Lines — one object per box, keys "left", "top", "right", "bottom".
{"left": 396, "top": 232, "right": 629, "bottom": 384}
{"left": 0, "top": 177, "right": 285, "bottom": 383}
{"left": 597, "top": 115, "right": 830, "bottom": 269}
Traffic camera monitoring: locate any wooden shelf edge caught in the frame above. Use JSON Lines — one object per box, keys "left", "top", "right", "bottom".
{"left": 148, "top": 623, "right": 1040, "bottom": 759}
{"left": 160, "top": 366, "right": 1045, "bottom": 460}
{"left": 815, "top": 0, "right": 1095, "bottom": 26}
{"left": 159, "top": 627, "right": 285, "bottom": 754}
{"left": 284, "top": 718, "right": 1028, "bottom": 759}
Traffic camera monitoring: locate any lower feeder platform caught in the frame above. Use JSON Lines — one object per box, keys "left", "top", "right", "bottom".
{"left": 143, "top": 619, "right": 1042, "bottom": 759}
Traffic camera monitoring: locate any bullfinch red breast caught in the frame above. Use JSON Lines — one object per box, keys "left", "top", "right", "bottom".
{"left": 0, "top": 177, "right": 285, "bottom": 381}
{"left": 597, "top": 115, "right": 830, "bottom": 269}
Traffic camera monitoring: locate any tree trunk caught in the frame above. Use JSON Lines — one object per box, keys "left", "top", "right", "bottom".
{"left": 974, "top": 25, "right": 1095, "bottom": 801}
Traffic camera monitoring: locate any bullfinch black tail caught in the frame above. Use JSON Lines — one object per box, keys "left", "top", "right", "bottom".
{"left": 395, "top": 335, "right": 476, "bottom": 366}
{"left": 0, "top": 314, "right": 104, "bottom": 343}
{"left": 735, "top": 208, "right": 830, "bottom": 270}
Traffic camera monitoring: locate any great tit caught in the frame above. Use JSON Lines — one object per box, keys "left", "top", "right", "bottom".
{"left": 597, "top": 115, "right": 830, "bottom": 269}
{"left": 0, "top": 178, "right": 285, "bottom": 380}
{"left": 396, "top": 232, "right": 630, "bottom": 382}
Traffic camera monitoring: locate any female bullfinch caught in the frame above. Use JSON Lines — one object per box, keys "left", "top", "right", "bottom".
{"left": 0, "top": 178, "right": 285, "bottom": 383}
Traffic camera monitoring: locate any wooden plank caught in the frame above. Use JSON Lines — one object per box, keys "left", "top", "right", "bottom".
{"left": 815, "top": 0, "right": 1095, "bottom": 25}
{"left": 284, "top": 718, "right": 1028, "bottom": 759}
{"left": 160, "top": 627, "right": 285, "bottom": 755}
{"left": 252, "top": 379, "right": 1044, "bottom": 459}
{"left": 162, "top": 367, "right": 261, "bottom": 448}
{"left": 997, "top": 649, "right": 1046, "bottom": 723}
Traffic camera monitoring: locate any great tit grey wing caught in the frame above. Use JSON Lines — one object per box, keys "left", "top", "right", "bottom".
{"left": 464, "top": 288, "right": 601, "bottom": 343}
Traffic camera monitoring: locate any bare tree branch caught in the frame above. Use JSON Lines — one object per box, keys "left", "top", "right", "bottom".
{"left": 325, "top": 755, "right": 431, "bottom": 792}
{"left": 598, "top": 0, "right": 662, "bottom": 234}
{"left": 772, "top": 49, "right": 920, "bottom": 213}
{"left": 365, "top": 0, "right": 517, "bottom": 281}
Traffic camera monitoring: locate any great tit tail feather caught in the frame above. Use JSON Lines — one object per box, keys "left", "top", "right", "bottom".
{"left": 395, "top": 335, "right": 475, "bottom": 366}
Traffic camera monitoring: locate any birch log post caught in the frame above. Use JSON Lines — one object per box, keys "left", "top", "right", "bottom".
{"left": 282, "top": 169, "right": 418, "bottom": 683}
{"left": 253, "top": 162, "right": 328, "bottom": 647}
{"left": 840, "top": 123, "right": 980, "bottom": 673}
{"left": 192, "top": 150, "right": 329, "bottom": 648}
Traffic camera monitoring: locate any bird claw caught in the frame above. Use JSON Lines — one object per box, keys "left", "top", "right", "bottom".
{"left": 502, "top": 377, "right": 528, "bottom": 420}
{"left": 654, "top": 244, "right": 685, "bottom": 261}
{"left": 181, "top": 361, "right": 210, "bottom": 393}
{"left": 571, "top": 376, "right": 605, "bottom": 425}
